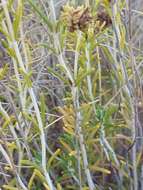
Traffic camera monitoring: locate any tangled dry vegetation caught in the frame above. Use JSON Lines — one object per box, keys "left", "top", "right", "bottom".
{"left": 0, "top": 0, "right": 143, "bottom": 189}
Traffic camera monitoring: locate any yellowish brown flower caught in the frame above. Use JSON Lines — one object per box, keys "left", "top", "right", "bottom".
{"left": 60, "top": 4, "right": 92, "bottom": 32}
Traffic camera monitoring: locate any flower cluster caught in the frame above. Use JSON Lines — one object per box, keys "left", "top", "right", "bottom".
{"left": 60, "top": 5, "right": 92, "bottom": 32}
{"left": 60, "top": 4, "right": 112, "bottom": 33}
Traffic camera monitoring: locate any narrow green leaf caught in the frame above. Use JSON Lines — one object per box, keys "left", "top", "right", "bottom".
{"left": 40, "top": 93, "right": 46, "bottom": 126}
{"left": 13, "top": 0, "right": 23, "bottom": 39}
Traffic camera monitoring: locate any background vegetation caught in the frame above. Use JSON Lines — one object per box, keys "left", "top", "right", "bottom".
{"left": 0, "top": 0, "right": 143, "bottom": 189}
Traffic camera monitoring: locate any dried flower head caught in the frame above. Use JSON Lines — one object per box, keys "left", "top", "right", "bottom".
{"left": 60, "top": 5, "right": 92, "bottom": 32}
{"left": 96, "top": 9, "right": 112, "bottom": 29}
